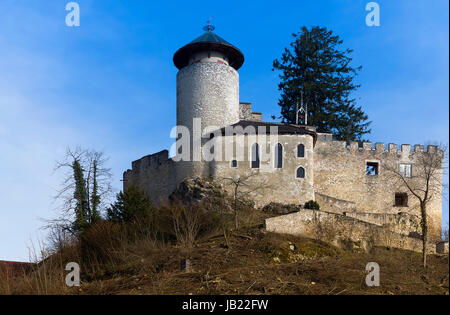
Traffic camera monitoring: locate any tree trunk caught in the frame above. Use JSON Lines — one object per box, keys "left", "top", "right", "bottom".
{"left": 420, "top": 202, "right": 428, "bottom": 268}
{"left": 234, "top": 187, "right": 238, "bottom": 230}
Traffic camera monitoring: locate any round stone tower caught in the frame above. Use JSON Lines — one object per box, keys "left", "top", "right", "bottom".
{"left": 173, "top": 24, "right": 244, "bottom": 180}
{"left": 173, "top": 25, "right": 244, "bottom": 140}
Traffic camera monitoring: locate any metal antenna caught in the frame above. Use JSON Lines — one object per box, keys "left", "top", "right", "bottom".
{"left": 305, "top": 99, "right": 308, "bottom": 125}
{"left": 296, "top": 90, "right": 307, "bottom": 125}
{"left": 303, "top": 91, "right": 308, "bottom": 125}
{"left": 203, "top": 17, "right": 215, "bottom": 32}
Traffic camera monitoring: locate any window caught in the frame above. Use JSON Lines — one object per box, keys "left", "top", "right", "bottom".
{"left": 251, "top": 143, "right": 260, "bottom": 169}
{"left": 366, "top": 162, "right": 379, "bottom": 176}
{"left": 297, "top": 144, "right": 305, "bottom": 158}
{"left": 399, "top": 164, "right": 412, "bottom": 178}
{"left": 231, "top": 160, "right": 238, "bottom": 168}
{"left": 296, "top": 167, "right": 305, "bottom": 178}
{"left": 275, "top": 143, "right": 283, "bottom": 168}
{"left": 209, "top": 133, "right": 215, "bottom": 155}
{"left": 395, "top": 193, "right": 408, "bottom": 207}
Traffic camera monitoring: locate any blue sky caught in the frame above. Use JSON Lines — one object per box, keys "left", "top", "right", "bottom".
{"left": 0, "top": 0, "right": 448, "bottom": 261}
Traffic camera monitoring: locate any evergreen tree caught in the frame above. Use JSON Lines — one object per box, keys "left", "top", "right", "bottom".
{"left": 72, "top": 159, "right": 89, "bottom": 232}
{"left": 90, "top": 160, "right": 101, "bottom": 224}
{"left": 273, "top": 26, "right": 371, "bottom": 141}
{"left": 107, "top": 186, "right": 152, "bottom": 223}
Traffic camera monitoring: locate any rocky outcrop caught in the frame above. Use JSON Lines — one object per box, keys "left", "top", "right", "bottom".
{"left": 169, "top": 177, "right": 234, "bottom": 213}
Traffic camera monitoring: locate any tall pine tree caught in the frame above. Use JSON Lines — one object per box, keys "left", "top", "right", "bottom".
{"left": 273, "top": 26, "right": 371, "bottom": 141}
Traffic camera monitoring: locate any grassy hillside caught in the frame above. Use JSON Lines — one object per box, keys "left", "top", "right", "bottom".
{"left": 1, "top": 222, "right": 448, "bottom": 295}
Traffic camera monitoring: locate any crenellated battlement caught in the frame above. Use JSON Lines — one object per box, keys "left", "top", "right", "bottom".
{"left": 123, "top": 150, "right": 177, "bottom": 203}
{"left": 316, "top": 133, "right": 441, "bottom": 155}
{"left": 314, "top": 132, "right": 443, "bottom": 241}
{"left": 130, "top": 150, "right": 171, "bottom": 172}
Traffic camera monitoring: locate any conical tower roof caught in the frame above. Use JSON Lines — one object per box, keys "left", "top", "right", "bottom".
{"left": 173, "top": 28, "right": 244, "bottom": 70}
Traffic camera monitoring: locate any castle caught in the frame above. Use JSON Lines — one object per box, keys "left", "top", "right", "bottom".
{"left": 123, "top": 26, "right": 443, "bottom": 244}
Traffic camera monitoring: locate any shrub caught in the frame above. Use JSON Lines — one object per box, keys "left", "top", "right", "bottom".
{"left": 106, "top": 185, "right": 153, "bottom": 223}
{"left": 304, "top": 200, "right": 320, "bottom": 210}
{"left": 311, "top": 215, "right": 339, "bottom": 243}
{"left": 79, "top": 220, "right": 125, "bottom": 267}
{"left": 160, "top": 200, "right": 226, "bottom": 251}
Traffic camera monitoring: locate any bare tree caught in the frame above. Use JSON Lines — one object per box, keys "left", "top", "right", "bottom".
{"left": 170, "top": 202, "right": 202, "bottom": 251}
{"left": 220, "top": 172, "right": 273, "bottom": 230}
{"left": 384, "top": 143, "right": 447, "bottom": 268}
{"left": 47, "top": 147, "right": 113, "bottom": 234}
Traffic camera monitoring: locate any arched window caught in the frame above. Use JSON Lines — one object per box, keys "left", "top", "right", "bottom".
{"left": 275, "top": 143, "right": 283, "bottom": 168}
{"left": 251, "top": 143, "right": 260, "bottom": 169}
{"left": 296, "top": 167, "right": 305, "bottom": 179}
{"left": 297, "top": 144, "right": 305, "bottom": 158}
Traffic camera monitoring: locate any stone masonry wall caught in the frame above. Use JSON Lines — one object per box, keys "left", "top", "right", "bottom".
{"left": 239, "top": 102, "right": 252, "bottom": 120}
{"left": 344, "top": 211, "right": 421, "bottom": 236}
{"left": 265, "top": 210, "right": 435, "bottom": 254}
{"left": 313, "top": 134, "right": 442, "bottom": 241}
{"left": 315, "top": 192, "right": 421, "bottom": 236}
{"left": 177, "top": 62, "right": 240, "bottom": 137}
{"left": 123, "top": 150, "right": 177, "bottom": 204}
{"left": 213, "top": 134, "right": 315, "bottom": 207}
{"left": 123, "top": 132, "right": 316, "bottom": 208}
{"left": 315, "top": 192, "right": 356, "bottom": 214}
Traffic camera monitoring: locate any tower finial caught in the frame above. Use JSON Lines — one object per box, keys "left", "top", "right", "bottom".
{"left": 203, "top": 17, "right": 215, "bottom": 32}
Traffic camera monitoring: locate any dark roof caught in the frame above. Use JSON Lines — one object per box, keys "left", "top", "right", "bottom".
{"left": 215, "top": 120, "right": 318, "bottom": 145}
{"left": 188, "top": 32, "right": 233, "bottom": 45}
{"left": 173, "top": 31, "right": 244, "bottom": 70}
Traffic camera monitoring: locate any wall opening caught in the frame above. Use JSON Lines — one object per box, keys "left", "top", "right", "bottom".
{"left": 297, "top": 144, "right": 305, "bottom": 158}
{"left": 275, "top": 143, "right": 283, "bottom": 168}
{"left": 395, "top": 193, "right": 408, "bottom": 207}
{"left": 209, "top": 133, "right": 215, "bottom": 156}
{"left": 296, "top": 167, "right": 305, "bottom": 179}
{"left": 366, "top": 162, "right": 379, "bottom": 176}
{"left": 399, "top": 164, "right": 412, "bottom": 178}
{"left": 251, "top": 143, "right": 260, "bottom": 169}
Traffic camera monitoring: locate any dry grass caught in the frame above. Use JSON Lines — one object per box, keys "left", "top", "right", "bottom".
{"left": 1, "top": 210, "right": 448, "bottom": 295}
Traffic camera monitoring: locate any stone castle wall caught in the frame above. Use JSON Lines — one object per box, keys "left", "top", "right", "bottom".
{"left": 213, "top": 134, "right": 315, "bottom": 207}
{"left": 344, "top": 211, "right": 421, "bottom": 236}
{"left": 265, "top": 209, "right": 435, "bottom": 254}
{"left": 314, "top": 192, "right": 356, "bottom": 214}
{"left": 123, "top": 150, "right": 177, "bottom": 204}
{"left": 122, "top": 133, "right": 443, "bottom": 241}
{"left": 123, "top": 133, "right": 316, "bottom": 207}
{"left": 313, "top": 133, "right": 442, "bottom": 241}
